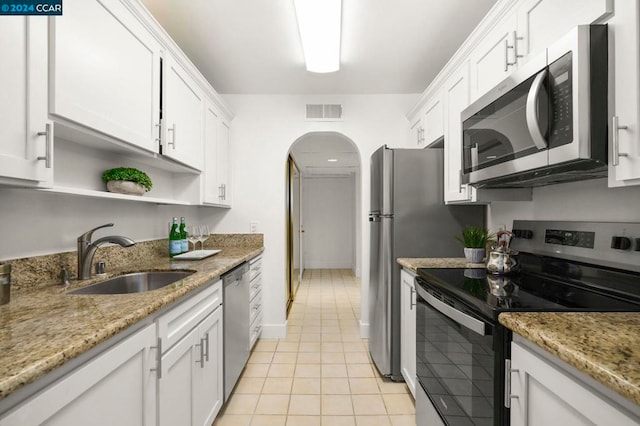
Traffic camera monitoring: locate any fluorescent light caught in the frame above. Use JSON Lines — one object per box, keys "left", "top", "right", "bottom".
{"left": 328, "top": 159, "right": 338, "bottom": 162}
{"left": 293, "top": 0, "right": 342, "bottom": 73}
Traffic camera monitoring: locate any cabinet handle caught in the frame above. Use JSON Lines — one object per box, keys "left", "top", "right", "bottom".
{"left": 612, "top": 116, "right": 629, "bottom": 166}
{"left": 155, "top": 122, "right": 162, "bottom": 146}
{"left": 203, "top": 332, "right": 210, "bottom": 362}
{"left": 195, "top": 340, "right": 205, "bottom": 368}
{"left": 151, "top": 338, "right": 163, "bottom": 379}
{"left": 513, "top": 31, "right": 524, "bottom": 60}
{"left": 410, "top": 287, "right": 416, "bottom": 310}
{"left": 505, "top": 40, "right": 517, "bottom": 71}
{"left": 222, "top": 183, "right": 226, "bottom": 200}
{"left": 504, "top": 359, "right": 520, "bottom": 408}
{"left": 167, "top": 124, "right": 176, "bottom": 148}
{"left": 36, "top": 123, "right": 52, "bottom": 168}
{"left": 458, "top": 169, "right": 463, "bottom": 193}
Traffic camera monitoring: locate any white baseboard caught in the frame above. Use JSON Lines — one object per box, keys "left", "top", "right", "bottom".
{"left": 260, "top": 321, "right": 287, "bottom": 339}
{"left": 359, "top": 320, "right": 369, "bottom": 339}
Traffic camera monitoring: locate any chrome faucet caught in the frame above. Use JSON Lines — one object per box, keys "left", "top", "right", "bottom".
{"left": 77, "top": 223, "right": 135, "bottom": 280}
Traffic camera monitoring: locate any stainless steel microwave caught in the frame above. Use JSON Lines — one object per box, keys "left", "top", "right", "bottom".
{"left": 461, "top": 25, "right": 608, "bottom": 188}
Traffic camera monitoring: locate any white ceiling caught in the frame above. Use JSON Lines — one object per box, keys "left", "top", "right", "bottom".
{"left": 290, "top": 132, "right": 359, "bottom": 176}
{"left": 140, "top": 0, "right": 498, "bottom": 94}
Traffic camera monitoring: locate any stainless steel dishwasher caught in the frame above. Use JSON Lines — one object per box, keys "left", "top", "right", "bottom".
{"left": 223, "top": 262, "right": 250, "bottom": 401}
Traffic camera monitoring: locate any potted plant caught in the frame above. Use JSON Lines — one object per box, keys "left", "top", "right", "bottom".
{"left": 102, "top": 167, "right": 153, "bottom": 196}
{"left": 455, "top": 226, "right": 494, "bottom": 263}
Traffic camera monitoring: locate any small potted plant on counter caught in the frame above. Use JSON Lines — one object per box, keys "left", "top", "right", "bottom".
{"left": 456, "top": 226, "right": 494, "bottom": 263}
{"left": 102, "top": 167, "right": 153, "bottom": 196}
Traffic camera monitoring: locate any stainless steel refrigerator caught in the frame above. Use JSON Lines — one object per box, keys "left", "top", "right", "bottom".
{"left": 368, "top": 145, "right": 485, "bottom": 380}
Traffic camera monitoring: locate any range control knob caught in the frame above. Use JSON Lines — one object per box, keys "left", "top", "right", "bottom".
{"left": 513, "top": 229, "right": 533, "bottom": 239}
{"left": 635, "top": 238, "right": 640, "bottom": 252}
{"left": 611, "top": 236, "right": 632, "bottom": 250}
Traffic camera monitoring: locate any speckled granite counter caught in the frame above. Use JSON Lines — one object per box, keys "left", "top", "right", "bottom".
{"left": 397, "top": 257, "right": 485, "bottom": 273}
{"left": 0, "top": 246, "right": 263, "bottom": 401}
{"left": 499, "top": 312, "right": 640, "bottom": 406}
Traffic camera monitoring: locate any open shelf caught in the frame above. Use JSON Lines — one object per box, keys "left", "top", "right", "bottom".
{"left": 37, "top": 186, "right": 194, "bottom": 205}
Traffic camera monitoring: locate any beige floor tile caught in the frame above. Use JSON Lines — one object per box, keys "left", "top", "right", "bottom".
{"left": 288, "top": 394, "right": 321, "bottom": 415}
{"left": 382, "top": 394, "right": 414, "bottom": 415}
{"left": 322, "top": 395, "right": 354, "bottom": 415}
{"left": 243, "top": 363, "right": 271, "bottom": 378}
{"left": 321, "top": 352, "right": 345, "bottom": 364}
{"left": 214, "top": 414, "right": 252, "bottom": 426}
{"left": 321, "top": 333, "right": 343, "bottom": 342}
{"left": 300, "top": 333, "right": 322, "bottom": 342}
{"left": 351, "top": 395, "right": 387, "bottom": 415}
{"left": 321, "top": 342, "right": 344, "bottom": 353}
{"left": 321, "top": 378, "right": 351, "bottom": 395}
{"left": 302, "top": 326, "right": 322, "bottom": 334}
{"left": 235, "top": 377, "right": 266, "bottom": 394}
{"left": 389, "top": 414, "right": 416, "bottom": 426}
{"left": 321, "top": 363, "right": 348, "bottom": 378}
{"left": 224, "top": 394, "right": 260, "bottom": 414}
{"left": 321, "top": 326, "right": 341, "bottom": 334}
{"left": 287, "top": 326, "right": 302, "bottom": 334}
{"left": 286, "top": 415, "right": 321, "bottom": 426}
{"left": 340, "top": 334, "right": 362, "bottom": 342}
{"left": 277, "top": 342, "right": 300, "bottom": 353}
{"left": 354, "top": 415, "right": 392, "bottom": 426}
{"left": 255, "top": 394, "right": 291, "bottom": 415}
{"left": 344, "top": 352, "right": 370, "bottom": 364}
{"left": 348, "top": 378, "right": 379, "bottom": 394}
{"left": 268, "top": 364, "right": 296, "bottom": 378}
{"left": 294, "top": 364, "right": 321, "bottom": 378}
{"left": 343, "top": 342, "right": 367, "bottom": 353}
{"left": 254, "top": 340, "right": 279, "bottom": 352}
{"left": 262, "top": 378, "right": 293, "bottom": 394}
{"left": 297, "top": 352, "right": 321, "bottom": 364}
{"left": 298, "top": 342, "right": 321, "bottom": 353}
{"left": 250, "top": 415, "right": 287, "bottom": 426}
{"left": 347, "top": 364, "right": 375, "bottom": 378}
{"left": 321, "top": 416, "right": 356, "bottom": 426}
{"left": 376, "top": 378, "right": 410, "bottom": 394}
{"left": 272, "top": 352, "right": 298, "bottom": 364}
{"left": 284, "top": 333, "right": 301, "bottom": 342}
{"left": 249, "top": 352, "right": 275, "bottom": 364}
{"left": 291, "top": 377, "right": 321, "bottom": 394}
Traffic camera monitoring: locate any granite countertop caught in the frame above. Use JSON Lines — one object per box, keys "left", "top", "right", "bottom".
{"left": 397, "top": 257, "right": 486, "bottom": 273}
{"left": 0, "top": 246, "right": 263, "bottom": 401}
{"left": 500, "top": 312, "right": 640, "bottom": 406}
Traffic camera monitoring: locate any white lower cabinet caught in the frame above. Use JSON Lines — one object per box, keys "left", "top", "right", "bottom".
{"left": 0, "top": 324, "right": 157, "bottom": 426}
{"left": 249, "top": 255, "right": 264, "bottom": 349}
{"left": 400, "top": 268, "right": 416, "bottom": 399}
{"left": 509, "top": 339, "right": 640, "bottom": 426}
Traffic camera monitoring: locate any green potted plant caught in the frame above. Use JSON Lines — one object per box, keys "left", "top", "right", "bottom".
{"left": 102, "top": 167, "right": 153, "bottom": 196}
{"left": 455, "top": 226, "right": 494, "bottom": 263}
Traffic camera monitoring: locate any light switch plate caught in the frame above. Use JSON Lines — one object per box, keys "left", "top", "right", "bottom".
{"left": 250, "top": 221, "right": 259, "bottom": 233}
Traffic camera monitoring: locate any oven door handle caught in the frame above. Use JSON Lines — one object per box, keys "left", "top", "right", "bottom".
{"left": 417, "top": 286, "right": 486, "bottom": 336}
{"left": 526, "top": 69, "right": 548, "bottom": 150}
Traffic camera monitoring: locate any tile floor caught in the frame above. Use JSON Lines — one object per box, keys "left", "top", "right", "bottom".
{"left": 214, "top": 269, "right": 415, "bottom": 426}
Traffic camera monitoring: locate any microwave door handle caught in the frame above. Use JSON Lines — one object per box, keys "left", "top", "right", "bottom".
{"left": 526, "top": 69, "right": 549, "bottom": 150}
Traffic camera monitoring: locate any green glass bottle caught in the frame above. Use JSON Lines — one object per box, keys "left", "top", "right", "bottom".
{"left": 169, "top": 217, "right": 181, "bottom": 257}
{"left": 179, "top": 217, "right": 188, "bottom": 253}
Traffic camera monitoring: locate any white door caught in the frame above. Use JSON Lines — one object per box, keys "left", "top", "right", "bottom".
{"left": 49, "top": 0, "right": 161, "bottom": 152}
{"left": 162, "top": 54, "right": 205, "bottom": 171}
{"left": 0, "top": 16, "right": 52, "bottom": 185}
{"left": 194, "top": 308, "right": 224, "bottom": 426}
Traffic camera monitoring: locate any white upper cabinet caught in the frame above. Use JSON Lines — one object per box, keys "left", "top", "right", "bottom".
{"left": 422, "top": 90, "right": 444, "bottom": 146}
{"left": 407, "top": 113, "right": 424, "bottom": 148}
{"left": 444, "top": 62, "right": 475, "bottom": 203}
{"left": 49, "top": 0, "right": 161, "bottom": 153}
{"left": 216, "top": 118, "right": 231, "bottom": 206}
{"left": 608, "top": 0, "right": 640, "bottom": 185}
{"left": 516, "top": 0, "right": 612, "bottom": 66}
{"left": 203, "top": 102, "right": 220, "bottom": 204}
{"left": 162, "top": 54, "right": 205, "bottom": 171}
{"left": 0, "top": 16, "right": 52, "bottom": 186}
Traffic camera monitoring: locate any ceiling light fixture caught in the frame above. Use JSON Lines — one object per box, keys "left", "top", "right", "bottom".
{"left": 293, "top": 0, "right": 342, "bottom": 73}
{"left": 328, "top": 159, "right": 338, "bottom": 162}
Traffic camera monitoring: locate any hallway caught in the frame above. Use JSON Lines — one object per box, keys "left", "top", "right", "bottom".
{"left": 214, "top": 269, "right": 415, "bottom": 426}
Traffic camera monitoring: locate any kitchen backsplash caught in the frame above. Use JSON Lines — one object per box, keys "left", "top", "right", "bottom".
{"left": 6, "top": 234, "right": 264, "bottom": 290}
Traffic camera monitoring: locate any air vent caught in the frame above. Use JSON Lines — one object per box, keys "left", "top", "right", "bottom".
{"left": 305, "top": 104, "right": 343, "bottom": 121}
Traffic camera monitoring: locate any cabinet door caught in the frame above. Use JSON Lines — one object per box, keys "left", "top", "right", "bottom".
{"left": 158, "top": 325, "right": 200, "bottom": 426}
{"left": 516, "top": 0, "right": 612, "bottom": 65}
{"left": 408, "top": 114, "right": 424, "bottom": 148}
{"left": 608, "top": 0, "right": 640, "bottom": 184}
{"left": 510, "top": 341, "right": 638, "bottom": 426}
{"left": 0, "top": 324, "right": 157, "bottom": 426}
{"left": 163, "top": 54, "right": 205, "bottom": 171}
{"left": 0, "top": 16, "right": 52, "bottom": 186}
{"left": 49, "top": 0, "right": 161, "bottom": 153}
{"left": 443, "top": 62, "right": 475, "bottom": 203}
{"left": 469, "top": 13, "right": 518, "bottom": 101}
{"left": 423, "top": 91, "right": 444, "bottom": 146}
{"left": 400, "top": 269, "right": 416, "bottom": 399}
{"left": 203, "top": 102, "right": 219, "bottom": 204}
{"left": 216, "top": 118, "right": 231, "bottom": 205}
{"left": 194, "top": 308, "right": 224, "bottom": 426}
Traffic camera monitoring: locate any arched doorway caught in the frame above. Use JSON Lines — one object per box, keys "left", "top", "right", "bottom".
{"left": 286, "top": 132, "right": 362, "bottom": 313}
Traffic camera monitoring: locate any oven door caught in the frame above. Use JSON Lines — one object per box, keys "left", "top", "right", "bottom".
{"left": 415, "top": 280, "right": 504, "bottom": 426}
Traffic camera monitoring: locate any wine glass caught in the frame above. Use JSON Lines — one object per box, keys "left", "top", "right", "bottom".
{"left": 187, "top": 225, "right": 201, "bottom": 251}
{"left": 198, "top": 224, "right": 210, "bottom": 250}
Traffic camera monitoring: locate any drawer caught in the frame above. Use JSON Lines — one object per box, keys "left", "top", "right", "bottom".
{"left": 156, "top": 278, "right": 222, "bottom": 353}
{"left": 250, "top": 313, "right": 262, "bottom": 350}
{"left": 249, "top": 257, "right": 263, "bottom": 282}
{"left": 250, "top": 290, "right": 262, "bottom": 325}
{"left": 250, "top": 276, "right": 262, "bottom": 301}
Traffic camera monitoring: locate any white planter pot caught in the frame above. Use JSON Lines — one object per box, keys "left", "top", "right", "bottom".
{"left": 106, "top": 180, "right": 146, "bottom": 196}
{"left": 464, "top": 247, "right": 485, "bottom": 264}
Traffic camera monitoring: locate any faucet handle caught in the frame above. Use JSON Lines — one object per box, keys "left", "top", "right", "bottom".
{"left": 78, "top": 223, "right": 114, "bottom": 243}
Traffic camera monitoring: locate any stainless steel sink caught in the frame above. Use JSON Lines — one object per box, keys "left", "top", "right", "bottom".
{"left": 68, "top": 271, "right": 194, "bottom": 295}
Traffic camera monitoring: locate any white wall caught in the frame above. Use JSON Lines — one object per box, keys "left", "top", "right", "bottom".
{"left": 302, "top": 176, "right": 356, "bottom": 270}
{"left": 487, "top": 178, "right": 640, "bottom": 230}
{"left": 202, "top": 94, "right": 418, "bottom": 338}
